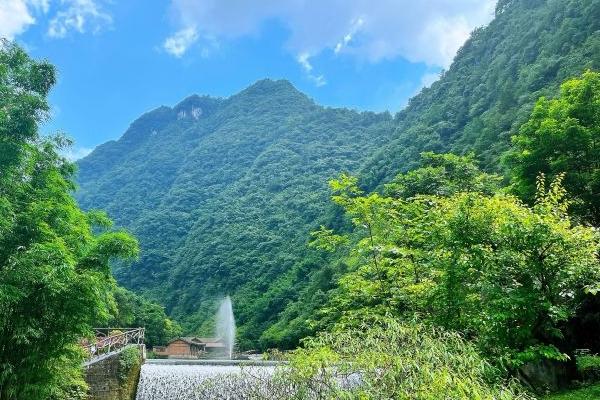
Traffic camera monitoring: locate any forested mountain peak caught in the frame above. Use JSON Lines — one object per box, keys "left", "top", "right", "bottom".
{"left": 173, "top": 94, "right": 223, "bottom": 120}
{"left": 236, "top": 78, "right": 306, "bottom": 98}
{"left": 76, "top": 81, "right": 394, "bottom": 346}
{"left": 228, "top": 78, "right": 316, "bottom": 113}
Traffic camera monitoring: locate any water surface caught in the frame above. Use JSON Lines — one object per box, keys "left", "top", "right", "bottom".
{"left": 136, "top": 363, "right": 275, "bottom": 400}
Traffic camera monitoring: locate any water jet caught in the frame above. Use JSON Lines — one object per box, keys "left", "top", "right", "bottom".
{"left": 215, "top": 296, "right": 236, "bottom": 359}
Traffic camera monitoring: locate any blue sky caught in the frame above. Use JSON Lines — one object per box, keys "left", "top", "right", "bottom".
{"left": 2, "top": 0, "right": 496, "bottom": 158}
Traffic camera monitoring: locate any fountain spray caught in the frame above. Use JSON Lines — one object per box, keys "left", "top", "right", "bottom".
{"left": 215, "top": 296, "right": 236, "bottom": 359}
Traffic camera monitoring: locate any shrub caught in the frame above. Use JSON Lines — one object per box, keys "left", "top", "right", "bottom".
{"left": 118, "top": 346, "right": 141, "bottom": 383}
{"left": 578, "top": 356, "right": 600, "bottom": 383}
{"left": 197, "top": 319, "right": 533, "bottom": 399}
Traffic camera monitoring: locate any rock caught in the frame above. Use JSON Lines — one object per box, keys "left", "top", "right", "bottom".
{"left": 518, "top": 358, "right": 577, "bottom": 393}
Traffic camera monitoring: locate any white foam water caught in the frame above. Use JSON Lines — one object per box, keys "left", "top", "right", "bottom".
{"left": 135, "top": 363, "right": 275, "bottom": 400}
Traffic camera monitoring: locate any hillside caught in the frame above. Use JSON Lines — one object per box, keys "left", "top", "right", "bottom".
{"left": 361, "top": 0, "right": 600, "bottom": 188}
{"left": 76, "top": 0, "right": 600, "bottom": 349}
{"left": 76, "top": 80, "right": 394, "bottom": 347}
{"left": 245, "top": 0, "right": 600, "bottom": 348}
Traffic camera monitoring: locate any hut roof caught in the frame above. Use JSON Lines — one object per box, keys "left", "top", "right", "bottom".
{"left": 167, "top": 337, "right": 224, "bottom": 346}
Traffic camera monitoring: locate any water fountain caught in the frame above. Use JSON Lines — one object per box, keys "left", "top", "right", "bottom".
{"left": 215, "top": 295, "right": 236, "bottom": 359}
{"left": 135, "top": 296, "right": 246, "bottom": 399}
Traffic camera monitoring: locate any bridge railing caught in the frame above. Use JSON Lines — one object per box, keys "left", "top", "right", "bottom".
{"left": 83, "top": 327, "right": 145, "bottom": 362}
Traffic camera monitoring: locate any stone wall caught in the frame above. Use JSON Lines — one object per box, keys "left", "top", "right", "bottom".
{"left": 85, "top": 345, "right": 145, "bottom": 400}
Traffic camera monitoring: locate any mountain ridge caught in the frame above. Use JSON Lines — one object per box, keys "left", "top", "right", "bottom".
{"left": 76, "top": 79, "right": 394, "bottom": 346}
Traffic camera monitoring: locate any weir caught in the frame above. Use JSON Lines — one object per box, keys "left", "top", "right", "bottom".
{"left": 135, "top": 361, "right": 278, "bottom": 400}
{"left": 133, "top": 296, "right": 247, "bottom": 399}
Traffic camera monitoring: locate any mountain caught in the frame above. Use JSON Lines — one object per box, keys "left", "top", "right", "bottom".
{"left": 77, "top": 0, "right": 600, "bottom": 348}
{"left": 360, "top": 0, "right": 600, "bottom": 189}
{"left": 272, "top": 0, "right": 600, "bottom": 348}
{"left": 76, "top": 79, "right": 394, "bottom": 347}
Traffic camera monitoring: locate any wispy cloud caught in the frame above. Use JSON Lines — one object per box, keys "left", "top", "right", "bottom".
{"left": 166, "top": 0, "right": 496, "bottom": 70}
{"left": 0, "top": 0, "right": 112, "bottom": 40}
{"left": 163, "top": 26, "right": 199, "bottom": 58}
{"left": 48, "top": 0, "right": 112, "bottom": 38}
{"left": 297, "top": 52, "right": 326, "bottom": 87}
{"left": 334, "top": 17, "right": 364, "bottom": 55}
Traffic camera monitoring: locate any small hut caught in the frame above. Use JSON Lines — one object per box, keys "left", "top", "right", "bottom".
{"left": 153, "top": 337, "right": 226, "bottom": 358}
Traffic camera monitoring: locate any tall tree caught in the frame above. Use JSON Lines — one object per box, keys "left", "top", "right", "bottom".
{"left": 319, "top": 159, "right": 599, "bottom": 366}
{"left": 0, "top": 41, "right": 139, "bottom": 400}
{"left": 506, "top": 70, "right": 600, "bottom": 226}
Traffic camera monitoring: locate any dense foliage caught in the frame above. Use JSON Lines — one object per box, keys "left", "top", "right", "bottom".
{"left": 107, "top": 286, "right": 181, "bottom": 347}
{"left": 0, "top": 41, "right": 139, "bottom": 399}
{"left": 76, "top": 79, "right": 394, "bottom": 347}
{"left": 506, "top": 70, "right": 600, "bottom": 225}
{"left": 198, "top": 319, "right": 532, "bottom": 399}
{"left": 76, "top": 0, "right": 600, "bottom": 350}
{"left": 316, "top": 154, "right": 599, "bottom": 366}
{"left": 3, "top": 0, "right": 600, "bottom": 396}
{"left": 360, "top": 0, "right": 600, "bottom": 187}
{"left": 259, "top": 0, "right": 600, "bottom": 350}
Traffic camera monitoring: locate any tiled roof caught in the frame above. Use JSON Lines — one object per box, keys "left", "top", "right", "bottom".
{"left": 168, "top": 336, "right": 224, "bottom": 345}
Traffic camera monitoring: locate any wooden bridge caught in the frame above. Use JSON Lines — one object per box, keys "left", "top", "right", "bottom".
{"left": 83, "top": 327, "right": 145, "bottom": 365}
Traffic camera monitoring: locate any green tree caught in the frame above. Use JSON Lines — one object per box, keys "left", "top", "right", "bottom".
{"left": 385, "top": 152, "right": 502, "bottom": 198}
{"left": 0, "top": 41, "right": 139, "bottom": 400}
{"left": 108, "top": 287, "right": 181, "bottom": 347}
{"left": 197, "top": 319, "right": 532, "bottom": 399}
{"left": 506, "top": 71, "right": 600, "bottom": 226}
{"left": 427, "top": 177, "right": 599, "bottom": 365}
{"left": 319, "top": 153, "right": 503, "bottom": 328}
{"left": 320, "top": 161, "right": 599, "bottom": 366}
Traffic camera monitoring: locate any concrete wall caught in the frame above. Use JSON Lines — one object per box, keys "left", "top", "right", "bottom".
{"left": 85, "top": 345, "right": 144, "bottom": 400}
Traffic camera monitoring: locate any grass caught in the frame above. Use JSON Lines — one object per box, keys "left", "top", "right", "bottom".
{"left": 542, "top": 382, "right": 600, "bottom": 399}
{"left": 542, "top": 355, "right": 600, "bottom": 399}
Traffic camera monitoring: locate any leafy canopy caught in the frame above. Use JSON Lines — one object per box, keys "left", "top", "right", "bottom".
{"left": 318, "top": 155, "right": 599, "bottom": 367}
{"left": 107, "top": 286, "right": 182, "bottom": 348}
{"left": 506, "top": 70, "right": 600, "bottom": 226}
{"left": 197, "top": 319, "right": 532, "bottom": 399}
{"left": 0, "top": 41, "right": 139, "bottom": 400}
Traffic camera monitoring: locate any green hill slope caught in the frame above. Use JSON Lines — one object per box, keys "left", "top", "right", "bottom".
{"left": 76, "top": 79, "right": 394, "bottom": 346}
{"left": 252, "top": 0, "right": 600, "bottom": 349}
{"left": 361, "top": 0, "right": 600, "bottom": 188}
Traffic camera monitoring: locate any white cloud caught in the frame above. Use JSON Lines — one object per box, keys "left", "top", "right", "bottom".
{"left": 166, "top": 0, "right": 496, "bottom": 69}
{"left": 0, "top": 0, "right": 111, "bottom": 40}
{"left": 62, "top": 145, "right": 93, "bottom": 161}
{"left": 297, "top": 52, "right": 313, "bottom": 72}
{"left": 48, "top": 0, "right": 112, "bottom": 38}
{"left": 334, "top": 17, "right": 363, "bottom": 55}
{"left": 29, "top": 0, "right": 50, "bottom": 13}
{"left": 0, "top": 0, "right": 37, "bottom": 39}
{"left": 297, "top": 52, "right": 326, "bottom": 86}
{"left": 163, "top": 26, "right": 199, "bottom": 57}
